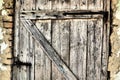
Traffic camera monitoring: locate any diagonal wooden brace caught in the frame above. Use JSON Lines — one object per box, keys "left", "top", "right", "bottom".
{"left": 21, "top": 19, "right": 78, "bottom": 80}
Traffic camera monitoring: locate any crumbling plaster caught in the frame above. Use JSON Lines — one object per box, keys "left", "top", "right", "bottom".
{"left": 0, "top": 0, "right": 8, "bottom": 70}
{"left": 108, "top": 0, "right": 120, "bottom": 80}
{"left": 0, "top": 0, "right": 12, "bottom": 80}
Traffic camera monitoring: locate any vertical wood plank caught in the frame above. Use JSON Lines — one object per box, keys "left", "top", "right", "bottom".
{"left": 70, "top": 0, "right": 80, "bottom": 10}
{"left": 86, "top": 20, "right": 95, "bottom": 80}
{"left": 60, "top": 20, "right": 70, "bottom": 66}
{"left": 19, "top": 22, "right": 29, "bottom": 80}
{"left": 35, "top": 20, "right": 51, "bottom": 80}
{"left": 87, "top": 19, "right": 103, "bottom": 80}
{"left": 29, "top": 35, "right": 35, "bottom": 80}
{"left": 13, "top": 0, "right": 27, "bottom": 80}
{"left": 13, "top": 0, "right": 20, "bottom": 79}
{"left": 14, "top": 0, "right": 35, "bottom": 79}
{"left": 70, "top": 19, "right": 87, "bottom": 80}
{"left": 101, "top": 0, "right": 110, "bottom": 79}
{"left": 70, "top": 19, "right": 79, "bottom": 77}
{"left": 34, "top": 21, "right": 44, "bottom": 80}
{"left": 14, "top": 0, "right": 20, "bottom": 58}
{"left": 59, "top": 0, "right": 70, "bottom": 11}
{"left": 36, "top": 0, "right": 51, "bottom": 10}
{"left": 77, "top": 20, "right": 87, "bottom": 80}
{"left": 20, "top": 0, "right": 36, "bottom": 11}
{"left": 88, "top": 0, "right": 103, "bottom": 10}
{"left": 19, "top": 23, "right": 28, "bottom": 63}
{"left": 35, "top": 40, "right": 43, "bottom": 80}
{"left": 51, "top": 0, "right": 59, "bottom": 10}
{"left": 94, "top": 19, "right": 103, "bottom": 80}
{"left": 79, "top": 0, "right": 88, "bottom": 10}
{"left": 60, "top": 20, "right": 70, "bottom": 80}
{"left": 101, "top": 19, "right": 108, "bottom": 80}
{"left": 52, "top": 20, "right": 62, "bottom": 80}
{"left": 19, "top": 66, "right": 28, "bottom": 80}
{"left": 12, "top": 66, "right": 19, "bottom": 80}
{"left": 42, "top": 20, "right": 51, "bottom": 80}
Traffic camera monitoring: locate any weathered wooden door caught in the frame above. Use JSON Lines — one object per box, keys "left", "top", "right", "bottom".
{"left": 13, "top": 0, "right": 110, "bottom": 80}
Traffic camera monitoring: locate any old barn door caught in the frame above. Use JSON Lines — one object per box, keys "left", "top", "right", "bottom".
{"left": 13, "top": 0, "right": 110, "bottom": 80}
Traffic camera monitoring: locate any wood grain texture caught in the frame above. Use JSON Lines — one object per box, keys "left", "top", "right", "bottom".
{"left": 71, "top": 0, "right": 80, "bottom": 10}
{"left": 13, "top": 0, "right": 19, "bottom": 77}
{"left": 79, "top": 0, "right": 88, "bottom": 10}
{"left": 52, "top": 20, "right": 62, "bottom": 80}
{"left": 19, "top": 22, "right": 29, "bottom": 80}
{"left": 20, "top": 0, "right": 35, "bottom": 11}
{"left": 70, "top": 19, "right": 80, "bottom": 77}
{"left": 29, "top": 35, "right": 35, "bottom": 80}
{"left": 77, "top": 20, "right": 87, "bottom": 80}
{"left": 19, "top": 66, "right": 30, "bottom": 80}
{"left": 21, "top": 19, "right": 77, "bottom": 80}
{"left": 51, "top": 0, "right": 59, "bottom": 10}
{"left": 20, "top": 10, "right": 103, "bottom": 20}
{"left": 86, "top": 19, "right": 103, "bottom": 80}
{"left": 101, "top": 18, "right": 108, "bottom": 80}
{"left": 35, "top": 40, "right": 44, "bottom": 80}
{"left": 87, "top": 20, "right": 95, "bottom": 80}
{"left": 19, "top": 23, "right": 28, "bottom": 63}
{"left": 35, "top": 20, "right": 51, "bottom": 80}
{"left": 42, "top": 20, "right": 52, "bottom": 80}
{"left": 36, "top": 0, "right": 51, "bottom": 10}
{"left": 70, "top": 19, "right": 87, "bottom": 80}
{"left": 52, "top": 20, "right": 70, "bottom": 80}
{"left": 88, "top": 0, "right": 103, "bottom": 10}
{"left": 14, "top": 0, "right": 110, "bottom": 79}
{"left": 59, "top": 0, "right": 70, "bottom": 10}
{"left": 60, "top": 20, "right": 70, "bottom": 66}
{"left": 14, "top": 0, "right": 20, "bottom": 59}
{"left": 94, "top": 19, "right": 103, "bottom": 80}
{"left": 12, "top": 66, "right": 19, "bottom": 80}
{"left": 101, "top": 0, "right": 110, "bottom": 80}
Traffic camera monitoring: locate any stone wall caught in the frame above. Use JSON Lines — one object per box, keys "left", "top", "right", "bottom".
{"left": 108, "top": 0, "right": 120, "bottom": 80}
{"left": 0, "top": 0, "right": 13, "bottom": 80}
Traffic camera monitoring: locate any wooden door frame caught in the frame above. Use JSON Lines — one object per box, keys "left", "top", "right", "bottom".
{"left": 13, "top": 0, "right": 111, "bottom": 80}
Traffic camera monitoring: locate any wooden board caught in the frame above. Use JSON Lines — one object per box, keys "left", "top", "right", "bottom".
{"left": 70, "top": 19, "right": 87, "bottom": 80}
{"left": 35, "top": 20, "right": 51, "bottom": 80}
{"left": 21, "top": 19, "right": 77, "bottom": 80}
{"left": 86, "top": 19, "right": 103, "bottom": 80}
{"left": 13, "top": 0, "right": 110, "bottom": 80}
{"left": 88, "top": 0, "right": 103, "bottom": 10}
{"left": 52, "top": 20, "right": 70, "bottom": 80}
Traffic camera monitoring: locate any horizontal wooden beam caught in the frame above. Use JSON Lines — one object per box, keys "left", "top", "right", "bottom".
{"left": 20, "top": 10, "right": 104, "bottom": 20}
{"left": 21, "top": 19, "right": 78, "bottom": 80}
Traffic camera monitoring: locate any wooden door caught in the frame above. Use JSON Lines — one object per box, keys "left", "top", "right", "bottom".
{"left": 13, "top": 0, "right": 110, "bottom": 80}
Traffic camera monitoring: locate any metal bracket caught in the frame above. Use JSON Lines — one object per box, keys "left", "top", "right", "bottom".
{"left": 3, "top": 57, "right": 32, "bottom": 66}
{"left": 63, "top": 11, "right": 108, "bottom": 22}
{"left": 63, "top": 11, "right": 108, "bottom": 16}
